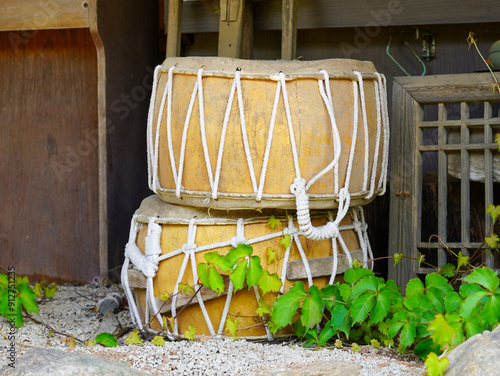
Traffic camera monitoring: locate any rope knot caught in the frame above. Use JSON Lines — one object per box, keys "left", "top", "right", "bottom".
{"left": 181, "top": 243, "right": 197, "bottom": 253}
{"left": 230, "top": 236, "right": 247, "bottom": 248}
{"left": 290, "top": 177, "right": 307, "bottom": 196}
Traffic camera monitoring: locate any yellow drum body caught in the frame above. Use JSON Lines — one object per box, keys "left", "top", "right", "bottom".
{"left": 147, "top": 57, "right": 389, "bottom": 210}
{"left": 123, "top": 196, "right": 372, "bottom": 339}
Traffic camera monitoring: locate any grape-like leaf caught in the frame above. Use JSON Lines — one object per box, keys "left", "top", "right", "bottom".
{"left": 179, "top": 282, "right": 195, "bottom": 296}
{"left": 464, "top": 267, "right": 499, "bottom": 292}
{"left": 439, "top": 264, "right": 455, "bottom": 278}
{"left": 405, "top": 278, "right": 425, "bottom": 297}
{"left": 43, "top": 283, "right": 58, "bottom": 299}
{"left": 160, "top": 290, "right": 171, "bottom": 301}
{"left": 17, "top": 283, "right": 38, "bottom": 315}
{"left": 350, "top": 293, "right": 374, "bottom": 324}
{"left": 125, "top": 329, "right": 144, "bottom": 345}
{"left": 84, "top": 339, "right": 97, "bottom": 347}
{"left": 300, "top": 286, "right": 323, "bottom": 329}
{"left": 444, "top": 292, "right": 462, "bottom": 313}
{"left": 279, "top": 234, "right": 292, "bottom": 249}
{"left": 334, "top": 339, "right": 343, "bottom": 348}
{"left": 204, "top": 252, "right": 232, "bottom": 272}
{"left": 369, "top": 288, "right": 392, "bottom": 324}
{"left": 95, "top": 332, "right": 118, "bottom": 347}
{"left": 208, "top": 268, "right": 225, "bottom": 296}
{"left": 225, "top": 244, "right": 253, "bottom": 267}
{"left": 270, "top": 282, "right": 307, "bottom": 329}
{"left": 370, "top": 339, "right": 380, "bottom": 348}
{"left": 267, "top": 215, "right": 281, "bottom": 230}
{"left": 256, "top": 300, "right": 271, "bottom": 317}
{"left": 329, "top": 305, "right": 350, "bottom": 338}
{"left": 225, "top": 318, "right": 239, "bottom": 340}
{"left": 246, "top": 256, "right": 263, "bottom": 287}
{"left": 351, "top": 259, "right": 363, "bottom": 268}
{"left": 417, "top": 253, "right": 425, "bottom": 268}
{"left": 230, "top": 259, "right": 248, "bottom": 292}
{"left": 339, "top": 284, "right": 351, "bottom": 303}
{"left": 399, "top": 320, "right": 416, "bottom": 349}
{"left": 197, "top": 263, "right": 210, "bottom": 288}
{"left": 487, "top": 204, "right": 500, "bottom": 223}
{"left": 425, "top": 273, "right": 453, "bottom": 295}
{"left": 457, "top": 251, "right": 469, "bottom": 270}
{"left": 428, "top": 314, "right": 456, "bottom": 350}
{"left": 351, "top": 276, "right": 378, "bottom": 297}
{"left": 267, "top": 247, "right": 278, "bottom": 264}
{"left": 485, "top": 234, "right": 499, "bottom": 250}
{"left": 185, "top": 324, "right": 197, "bottom": 341}
{"left": 344, "top": 268, "right": 374, "bottom": 285}
{"left": 318, "top": 324, "right": 335, "bottom": 346}
{"left": 351, "top": 343, "right": 361, "bottom": 352}
{"left": 425, "top": 352, "right": 449, "bottom": 376}
{"left": 257, "top": 270, "right": 282, "bottom": 295}
{"left": 393, "top": 253, "right": 403, "bottom": 266}
{"left": 460, "top": 291, "right": 487, "bottom": 321}
{"left": 151, "top": 335, "right": 165, "bottom": 346}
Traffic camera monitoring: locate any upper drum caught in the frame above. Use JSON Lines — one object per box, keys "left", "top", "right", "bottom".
{"left": 147, "top": 57, "right": 389, "bottom": 210}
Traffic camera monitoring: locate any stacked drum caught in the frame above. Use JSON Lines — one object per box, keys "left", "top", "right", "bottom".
{"left": 121, "top": 57, "right": 389, "bottom": 340}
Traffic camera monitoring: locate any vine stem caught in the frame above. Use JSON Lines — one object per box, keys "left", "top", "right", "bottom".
{"left": 25, "top": 312, "right": 85, "bottom": 344}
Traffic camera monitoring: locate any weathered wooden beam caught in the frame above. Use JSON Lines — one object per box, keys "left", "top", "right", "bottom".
{"left": 218, "top": 0, "right": 245, "bottom": 58}
{"left": 281, "top": 0, "right": 298, "bottom": 60}
{"left": 0, "top": 0, "right": 89, "bottom": 31}
{"left": 286, "top": 249, "right": 365, "bottom": 280}
{"left": 166, "top": 0, "right": 183, "bottom": 57}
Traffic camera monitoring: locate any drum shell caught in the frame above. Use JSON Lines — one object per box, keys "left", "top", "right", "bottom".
{"left": 149, "top": 57, "right": 387, "bottom": 209}
{"left": 130, "top": 197, "right": 364, "bottom": 338}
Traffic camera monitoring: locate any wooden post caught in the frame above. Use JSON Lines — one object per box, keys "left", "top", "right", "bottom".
{"left": 166, "top": 0, "right": 182, "bottom": 57}
{"left": 281, "top": 0, "right": 298, "bottom": 60}
{"left": 241, "top": 1, "right": 253, "bottom": 59}
{"left": 218, "top": 0, "right": 245, "bottom": 58}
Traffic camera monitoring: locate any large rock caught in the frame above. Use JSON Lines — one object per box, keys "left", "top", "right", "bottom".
{"left": 1, "top": 347, "right": 150, "bottom": 375}
{"left": 445, "top": 324, "right": 500, "bottom": 375}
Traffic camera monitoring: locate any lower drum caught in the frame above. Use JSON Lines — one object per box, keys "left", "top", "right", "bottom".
{"left": 122, "top": 195, "right": 373, "bottom": 339}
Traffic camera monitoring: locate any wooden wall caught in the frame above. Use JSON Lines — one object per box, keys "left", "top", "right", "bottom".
{"left": 0, "top": 29, "right": 99, "bottom": 283}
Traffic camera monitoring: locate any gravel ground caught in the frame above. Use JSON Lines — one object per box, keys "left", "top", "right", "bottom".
{"left": 0, "top": 282, "right": 425, "bottom": 375}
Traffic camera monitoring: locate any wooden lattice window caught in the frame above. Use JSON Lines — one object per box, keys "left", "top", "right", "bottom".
{"left": 388, "top": 73, "right": 500, "bottom": 291}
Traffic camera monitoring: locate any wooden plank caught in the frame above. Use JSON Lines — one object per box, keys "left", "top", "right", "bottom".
{"left": 166, "top": 0, "right": 183, "bottom": 57}
{"left": 460, "top": 104, "right": 471, "bottom": 257}
{"left": 218, "top": 0, "right": 245, "bottom": 58}
{"left": 169, "top": 0, "right": 500, "bottom": 33}
{"left": 437, "top": 103, "right": 448, "bottom": 267}
{"left": 0, "top": 29, "right": 99, "bottom": 283}
{"left": 393, "top": 73, "right": 498, "bottom": 103}
{"left": 0, "top": 0, "right": 89, "bottom": 31}
{"left": 484, "top": 103, "right": 494, "bottom": 268}
{"left": 286, "top": 249, "right": 364, "bottom": 280}
{"left": 281, "top": 0, "right": 298, "bottom": 60}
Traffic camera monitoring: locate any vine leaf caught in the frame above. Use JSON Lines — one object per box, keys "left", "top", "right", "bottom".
{"left": 160, "top": 290, "right": 171, "bottom": 301}
{"left": 464, "top": 267, "right": 499, "bottom": 292}
{"left": 17, "top": 283, "right": 39, "bottom": 315}
{"left": 329, "top": 305, "right": 350, "bottom": 338}
{"left": 204, "top": 252, "right": 232, "bottom": 272}
{"left": 178, "top": 282, "right": 194, "bottom": 296}
{"left": 267, "top": 247, "right": 278, "bottom": 264}
{"left": 225, "top": 318, "right": 239, "bottom": 340}
{"left": 279, "top": 234, "right": 292, "bottom": 249}
{"left": 151, "top": 335, "right": 165, "bottom": 346}
{"left": 84, "top": 339, "right": 97, "bottom": 347}
{"left": 125, "top": 329, "right": 144, "bottom": 345}
{"left": 257, "top": 270, "right": 282, "bottom": 296}
{"left": 95, "top": 332, "right": 118, "bottom": 347}
{"left": 267, "top": 215, "right": 281, "bottom": 230}
{"left": 300, "top": 286, "right": 323, "bottom": 329}
{"left": 428, "top": 314, "right": 456, "bottom": 350}
{"left": 256, "top": 300, "right": 271, "bottom": 317}
{"left": 456, "top": 251, "right": 469, "bottom": 270}
{"left": 208, "top": 267, "right": 225, "bottom": 296}
{"left": 487, "top": 204, "right": 500, "bottom": 223}
{"left": 393, "top": 253, "right": 403, "bottom": 266}
{"left": 246, "top": 256, "right": 263, "bottom": 287}
{"left": 417, "top": 253, "right": 426, "bottom": 268}
{"left": 425, "top": 352, "right": 449, "bottom": 376}
{"left": 230, "top": 260, "right": 248, "bottom": 292}
{"left": 185, "top": 325, "right": 197, "bottom": 341}
{"left": 225, "top": 244, "right": 253, "bottom": 267}
{"left": 271, "top": 282, "right": 307, "bottom": 329}
{"left": 485, "top": 234, "right": 499, "bottom": 250}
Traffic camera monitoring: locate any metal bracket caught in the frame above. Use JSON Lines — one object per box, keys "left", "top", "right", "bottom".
{"left": 421, "top": 32, "right": 436, "bottom": 61}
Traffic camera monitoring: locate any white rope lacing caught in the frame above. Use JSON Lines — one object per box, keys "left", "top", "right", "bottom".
{"left": 122, "top": 207, "right": 372, "bottom": 339}
{"left": 147, "top": 65, "right": 389, "bottom": 211}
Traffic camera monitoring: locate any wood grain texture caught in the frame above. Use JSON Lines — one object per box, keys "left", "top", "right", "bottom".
{"left": 0, "top": 0, "right": 89, "bottom": 31}
{"left": 0, "top": 29, "right": 99, "bottom": 283}
{"left": 168, "top": 0, "right": 500, "bottom": 33}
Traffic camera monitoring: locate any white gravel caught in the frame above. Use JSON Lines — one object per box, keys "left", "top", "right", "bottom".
{"left": 0, "top": 282, "right": 424, "bottom": 375}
